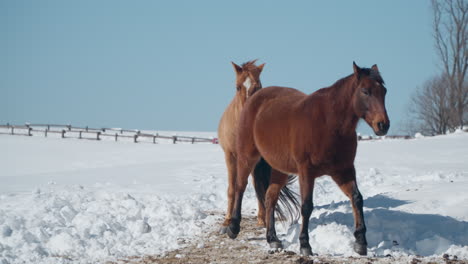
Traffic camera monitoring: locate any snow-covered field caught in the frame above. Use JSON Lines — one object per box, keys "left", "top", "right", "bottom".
{"left": 0, "top": 131, "right": 467, "bottom": 263}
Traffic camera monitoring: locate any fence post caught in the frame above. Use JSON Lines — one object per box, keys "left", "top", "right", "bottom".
{"left": 97, "top": 131, "right": 101, "bottom": 140}
{"left": 79, "top": 131, "right": 82, "bottom": 139}
{"left": 192, "top": 137, "right": 195, "bottom": 144}
{"left": 25, "top": 123, "right": 32, "bottom": 136}
{"left": 134, "top": 131, "right": 141, "bottom": 143}
{"left": 61, "top": 130, "right": 66, "bottom": 138}
{"left": 115, "top": 133, "right": 118, "bottom": 142}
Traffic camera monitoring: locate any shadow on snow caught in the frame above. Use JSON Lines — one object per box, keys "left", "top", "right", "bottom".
{"left": 284, "top": 194, "right": 468, "bottom": 256}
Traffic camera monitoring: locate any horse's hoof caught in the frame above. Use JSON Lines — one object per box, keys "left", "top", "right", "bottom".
{"left": 219, "top": 226, "right": 228, "bottom": 235}
{"left": 300, "top": 247, "right": 313, "bottom": 256}
{"left": 353, "top": 242, "right": 367, "bottom": 256}
{"left": 269, "top": 241, "right": 283, "bottom": 249}
{"left": 226, "top": 225, "right": 239, "bottom": 239}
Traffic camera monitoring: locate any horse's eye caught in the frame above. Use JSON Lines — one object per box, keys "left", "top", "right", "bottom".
{"left": 361, "top": 88, "right": 370, "bottom": 96}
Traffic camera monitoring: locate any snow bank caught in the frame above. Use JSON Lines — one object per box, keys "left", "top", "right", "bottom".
{"left": 0, "top": 185, "right": 226, "bottom": 263}
{"left": 1, "top": 132, "right": 467, "bottom": 263}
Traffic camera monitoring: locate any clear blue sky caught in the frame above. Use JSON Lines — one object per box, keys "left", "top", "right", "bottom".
{"left": 1, "top": 0, "right": 439, "bottom": 134}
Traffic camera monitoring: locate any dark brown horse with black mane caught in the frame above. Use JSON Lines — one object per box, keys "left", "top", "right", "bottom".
{"left": 227, "top": 62, "right": 390, "bottom": 256}
{"left": 218, "top": 60, "right": 299, "bottom": 233}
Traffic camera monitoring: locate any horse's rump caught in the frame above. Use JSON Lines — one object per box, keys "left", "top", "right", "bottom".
{"left": 238, "top": 86, "right": 307, "bottom": 174}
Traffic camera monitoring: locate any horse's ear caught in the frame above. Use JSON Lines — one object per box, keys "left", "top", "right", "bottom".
{"left": 258, "top": 63, "right": 265, "bottom": 73}
{"left": 371, "top": 64, "right": 379, "bottom": 72}
{"left": 353, "top": 61, "right": 361, "bottom": 79}
{"left": 232, "top": 62, "right": 242, "bottom": 74}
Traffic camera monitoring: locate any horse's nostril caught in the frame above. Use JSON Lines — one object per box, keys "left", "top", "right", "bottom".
{"left": 378, "top": 122, "right": 385, "bottom": 131}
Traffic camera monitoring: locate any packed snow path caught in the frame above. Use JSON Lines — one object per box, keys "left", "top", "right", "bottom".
{"left": 0, "top": 132, "right": 467, "bottom": 263}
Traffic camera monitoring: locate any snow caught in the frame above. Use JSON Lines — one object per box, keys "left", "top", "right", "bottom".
{"left": 1, "top": 131, "right": 468, "bottom": 263}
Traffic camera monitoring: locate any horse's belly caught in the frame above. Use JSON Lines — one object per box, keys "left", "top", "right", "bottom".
{"left": 264, "top": 153, "right": 298, "bottom": 174}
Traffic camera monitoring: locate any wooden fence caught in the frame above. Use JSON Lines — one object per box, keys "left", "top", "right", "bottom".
{"left": 0, "top": 123, "right": 218, "bottom": 144}
{"left": 0, "top": 123, "right": 414, "bottom": 144}
{"left": 358, "top": 135, "right": 412, "bottom": 141}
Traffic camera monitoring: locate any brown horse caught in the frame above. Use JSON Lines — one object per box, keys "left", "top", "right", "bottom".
{"left": 227, "top": 62, "right": 390, "bottom": 256}
{"left": 218, "top": 60, "right": 265, "bottom": 228}
{"left": 218, "top": 60, "right": 299, "bottom": 232}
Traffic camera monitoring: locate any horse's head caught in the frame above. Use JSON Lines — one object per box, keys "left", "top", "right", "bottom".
{"left": 232, "top": 60, "right": 265, "bottom": 98}
{"left": 352, "top": 62, "right": 390, "bottom": 136}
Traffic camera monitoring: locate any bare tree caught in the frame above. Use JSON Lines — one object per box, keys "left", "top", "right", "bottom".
{"left": 408, "top": 75, "right": 454, "bottom": 135}
{"left": 432, "top": 0, "right": 468, "bottom": 129}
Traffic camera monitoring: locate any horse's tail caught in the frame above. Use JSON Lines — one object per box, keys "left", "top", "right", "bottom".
{"left": 253, "top": 157, "right": 300, "bottom": 223}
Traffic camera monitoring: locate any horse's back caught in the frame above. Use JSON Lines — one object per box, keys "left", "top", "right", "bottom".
{"left": 251, "top": 86, "right": 306, "bottom": 102}
{"left": 242, "top": 86, "right": 305, "bottom": 116}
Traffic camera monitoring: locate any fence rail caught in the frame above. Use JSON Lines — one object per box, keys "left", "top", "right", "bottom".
{"left": 0, "top": 123, "right": 414, "bottom": 144}
{"left": 358, "top": 135, "right": 412, "bottom": 141}
{"left": 0, "top": 123, "right": 218, "bottom": 144}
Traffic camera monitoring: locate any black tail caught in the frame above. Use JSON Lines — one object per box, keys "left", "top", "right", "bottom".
{"left": 253, "top": 158, "right": 300, "bottom": 222}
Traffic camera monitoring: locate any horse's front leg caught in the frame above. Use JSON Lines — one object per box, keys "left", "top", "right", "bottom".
{"left": 298, "top": 167, "right": 315, "bottom": 256}
{"left": 227, "top": 156, "right": 259, "bottom": 239}
{"left": 222, "top": 152, "right": 237, "bottom": 228}
{"left": 332, "top": 167, "right": 368, "bottom": 255}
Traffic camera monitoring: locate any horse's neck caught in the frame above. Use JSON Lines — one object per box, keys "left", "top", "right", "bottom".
{"left": 233, "top": 84, "right": 261, "bottom": 112}
{"left": 229, "top": 90, "right": 247, "bottom": 121}
{"left": 230, "top": 97, "right": 242, "bottom": 119}
{"left": 308, "top": 77, "right": 359, "bottom": 136}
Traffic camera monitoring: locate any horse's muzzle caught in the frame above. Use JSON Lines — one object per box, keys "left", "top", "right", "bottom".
{"left": 375, "top": 121, "right": 390, "bottom": 136}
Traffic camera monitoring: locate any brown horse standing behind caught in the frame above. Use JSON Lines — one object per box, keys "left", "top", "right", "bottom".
{"left": 227, "top": 62, "right": 390, "bottom": 256}
{"left": 218, "top": 60, "right": 266, "bottom": 228}
{"left": 218, "top": 60, "right": 299, "bottom": 232}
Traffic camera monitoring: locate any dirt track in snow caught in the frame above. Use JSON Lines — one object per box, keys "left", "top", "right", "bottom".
{"left": 110, "top": 214, "right": 466, "bottom": 264}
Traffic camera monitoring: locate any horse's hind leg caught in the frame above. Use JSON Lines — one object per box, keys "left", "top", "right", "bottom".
{"left": 264, "top": 169, "right": 288, "bottom": 249}
{"left": 298, "top": 167, "right": 315, "bottom": 256}
{"left": 332, "top": 167, "right": 368, "bottom": 255}
{"left": 256, "top": 191, "right": 266, "bottom": 227}
{"left": 252, "top": 158, "right": 272, "bottom": 227}
{"left": 220, "top": 152, "right": 237, "bottom": 234}
{"left": 227, "top": 155, "right": 260, "bottom": 239}
{"left": 251, "top": 172, "right": 266, "bottom": 227}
